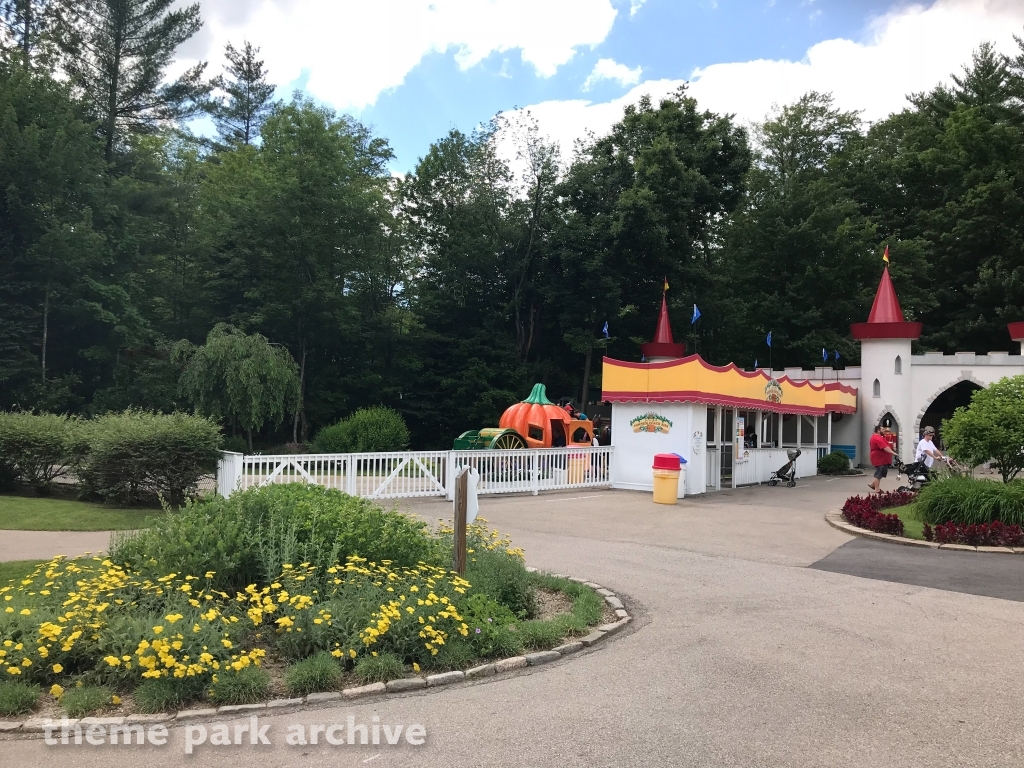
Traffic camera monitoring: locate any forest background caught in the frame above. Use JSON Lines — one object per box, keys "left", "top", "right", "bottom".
{"left": 2, "top": 1, "right": 1023, "bottom": 449}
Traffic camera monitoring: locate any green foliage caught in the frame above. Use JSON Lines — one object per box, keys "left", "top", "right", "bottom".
{"left": 110, "top": 484, "right": 441, "bottom": 592}
{"left": 426, "top": 639, "right": 476, "bottom": 671}
{"left": 208, "top": 666, "right": 271, "bottom": 705}
{"left": 914, "top": 476, "right": 1024, "bottom": 526}
{"left": 221, "top": 435, "right": 249, "bottom": 454}
{"left": 177, "top": 325, "right": 300, "bottom": 450}
{"left": 312, "top": 406, "right": 410, "bottom": 453}
{"left": 465, "top": 548, "right": 536, "bottom": 619}
{"left": 59, "top": 685, "right": 112, "bottom": 717}
{"left": 76, "top": 410, "right": 222, "bottom": 506}
{"left": 0, "top": 681, "right": 39, "bottom": 716}
{"left": 459, "top": 593, "right": 523, "bottom": 658}
{"left": 352, "top": 652, "right": 404, "bottom": 684}
{"left": 817, "top": 450, "right": 851, "bottom": 475}
{"left": 942, "top": 376, "right": 1024, "bottom": 482}
{"left": 0, "top": 412, "right": 83, "bottom": 492}
{"left": 133, "top": 676, "right": 204, "bottom": 714}
{"left": 284, "top": 652, "right": 343, "bottom": 695}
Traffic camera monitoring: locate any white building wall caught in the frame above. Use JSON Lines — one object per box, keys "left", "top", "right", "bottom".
{"left": 858, "top": 338, "right": 914, "bottom": 462}
{"left": 610, "top": 402, "right": 706, "bottom": 497}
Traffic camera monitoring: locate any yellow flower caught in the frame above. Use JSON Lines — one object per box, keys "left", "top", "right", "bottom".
{"left": 165, "top": 613, "right": 183, "bottom": 624}
{"left": 412, "top": 663, "right": 420, "bottom": 673}
{"left": 19, "top": 609, "right": 30, "bottom": 615}
{"left": 6, "top": 667, "right": 20, "bottom": 675}
{"left": 349, "top": 649, "right": 357, "bottom": 659}
{"left": 52, "top": 663, "right": 63, "bottom": 674}
{"left": 50, "top": 684, "right": 64, "bottom": 698}
{"left": 152, "top": 626, "right": 164, "bottom": 635}
{"left": 104, "top": 656, "right": 121, "bottom": 667}
{"left": 111, "top": 695, "right": 122, "bottom": 705}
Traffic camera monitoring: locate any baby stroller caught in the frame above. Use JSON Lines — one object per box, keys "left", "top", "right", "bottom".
{"left": 894, "top": 456, "right": 940, "bottom": 492}
{"left": 768, "top": 449, "right": 801, "bottom": 487}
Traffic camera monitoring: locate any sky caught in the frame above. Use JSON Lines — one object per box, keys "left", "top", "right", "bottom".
{"left": 176, "top": 0, "right": 1024, "bottom": 172}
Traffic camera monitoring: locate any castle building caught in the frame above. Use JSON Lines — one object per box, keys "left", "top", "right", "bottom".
{"left": 603, "top": 270, "right": 1024, "bottom": 496}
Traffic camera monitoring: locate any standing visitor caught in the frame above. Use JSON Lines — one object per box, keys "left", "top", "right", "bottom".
{"left": 916, "top": 426, "right": 944, "bottom": 468}
{"left": 869, "top": 424, "right": 897, "bottom": 494}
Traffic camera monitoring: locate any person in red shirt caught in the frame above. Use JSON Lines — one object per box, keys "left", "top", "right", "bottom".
{"left": 868, "top": 424, "right": 898, "bottom": 494}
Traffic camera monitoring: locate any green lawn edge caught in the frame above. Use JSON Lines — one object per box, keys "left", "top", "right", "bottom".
{"left": 0, "top": 494, "right": 164, "bottom": 531}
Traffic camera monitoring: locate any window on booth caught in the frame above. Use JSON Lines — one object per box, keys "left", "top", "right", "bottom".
{"left": 873, "top": 379, "right": 880, "bottom": 397}
{"left": 528, "top": 425, "right": 544, "bottom": 442}
{"left": 895, "top": 355, "right": 902, "bottom": 375}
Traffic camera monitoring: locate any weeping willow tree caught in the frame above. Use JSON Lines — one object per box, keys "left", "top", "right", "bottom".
{"left": 176, "top": 324, "right": 299, "bottom": 450}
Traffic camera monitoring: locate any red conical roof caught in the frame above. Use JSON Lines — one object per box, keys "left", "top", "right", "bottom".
{"left": 866, "top": 267, "right": 905, "bottom": 323}
{"left": 640, "top": 293, "right": 687, "bottom": 360}
{"left": 652, "top": 294, "right": 675, "bottom": 343}
{"left": 850, "top": 267, "right": 922, "bottom": 340}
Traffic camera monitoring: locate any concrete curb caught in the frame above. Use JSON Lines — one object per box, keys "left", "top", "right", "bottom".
{"left": 0, "top": 571, "right": 634, "bottom": 737}
{"left": 825, "top": 510, "right": 1024, "bottom": 553}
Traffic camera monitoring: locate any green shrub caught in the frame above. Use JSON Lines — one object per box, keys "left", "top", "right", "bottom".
{"left": 60, "top": 685, "right": 112, "bottom": 717}
{"left": 817, "top": 450, "right": 850, "bottom": 475}
{"left": 465, "top": 549, "right": 536, "bottom": 618}
{"left": 0, "top": 412, "right": 83, "bottom": 493}
{"left": 221, "top": 435, "right": 249, "bottom": 454}
{"left": 312, "top": 406, "right": 409, "bottom": 453}
{"left": 943, "top": 376, "right": 1024, "bottom": 482}
{"left": 285, "top": 652, "right": 343, "bottom": 695}
{"left": 459, "top": 593, "right": 522, "bottom": 658}
{"left": 208, "top": 666, "right": 271, "bottom": 705}
{"left": 426, "top": 639, "right": 476, "bottom": 671}
{"left": 914, "top": 476, "right": 1024, "bottom": 526}
{"left": 77, "top": 410, "right": 222, "bottom": 506}
{"left": 515, "top": 620, "right": 563, "bottom": 650}
{"left": 110, "top": 484, "right": 441, "bottom": 593}
{"left": 353, "top": 652, "right": 404, "bottom": 683}
{"left": 0, "top": 681, "right": 39, "bottom": 716}
{"left": 133, "top": 677, "right": 205, "bottom": 714}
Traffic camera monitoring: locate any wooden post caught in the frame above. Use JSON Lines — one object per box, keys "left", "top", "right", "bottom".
{"left": 453, "top": 468, "right": 468, "bottom": 576}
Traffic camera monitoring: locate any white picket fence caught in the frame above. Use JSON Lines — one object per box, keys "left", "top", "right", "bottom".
{"left": 217, "top": 447, "right": 614, "bottom": 500}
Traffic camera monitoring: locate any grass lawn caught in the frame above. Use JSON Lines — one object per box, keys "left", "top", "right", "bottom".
{"left": 889, "top": 504, "right": 926, "bottom": 540}
{"left": 0, "top": 494, "right": 164, "bottom": 531}
{"left": 0, "top": 559, "right": 44, "bottom": 584}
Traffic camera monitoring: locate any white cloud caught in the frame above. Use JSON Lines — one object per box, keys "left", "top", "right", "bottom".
{"left": 176, "top": 0, "right": 619, "bottom": 111}
{"left": 630, "top": 0, "right": 647, "bottom": 16}
{"left": 583, "top": 58, "right": 643, "bottom": 90}
{"left": 502, "top": 0, "right": 1024, "bottom": 159}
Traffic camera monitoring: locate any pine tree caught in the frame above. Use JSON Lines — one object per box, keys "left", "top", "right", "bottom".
{"left": 0, "top": 0, "right": 59, "bottom": 69}
{"left": 209, "top": 41, "right": 275, "bottom": 146}
{"left": 54, "top": 0, "right": 208, "bottom": 162}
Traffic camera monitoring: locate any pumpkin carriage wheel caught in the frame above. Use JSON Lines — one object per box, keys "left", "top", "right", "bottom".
{"left": 489, "top": 430, "right": 527, "bottom": 449}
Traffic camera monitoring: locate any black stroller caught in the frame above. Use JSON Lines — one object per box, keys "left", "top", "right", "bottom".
{"left": 768, "top": 449, "right": 801, "bottom": 487}
{"left": 894, "top": 457, "right": 931, "bottom": 492}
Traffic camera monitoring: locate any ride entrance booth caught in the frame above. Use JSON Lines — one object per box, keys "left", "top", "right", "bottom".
{"left": 602, "top": 297, "right": 858, "bottom": 496}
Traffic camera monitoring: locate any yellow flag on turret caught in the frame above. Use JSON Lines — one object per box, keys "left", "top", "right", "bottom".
{"left": 882, "top": 245, "right": 890, "bottom": 263}
{"left": 663, "top": 277, "right": 670, "bottom": 291}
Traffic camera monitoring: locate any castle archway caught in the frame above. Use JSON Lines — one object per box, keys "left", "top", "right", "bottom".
{"left": 920, "top": 380, "right": 982, "bottom": 448}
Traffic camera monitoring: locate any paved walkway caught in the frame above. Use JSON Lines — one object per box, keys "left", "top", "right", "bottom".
{"left": 4, "top": 476, "right": 1024, "bottom": 767}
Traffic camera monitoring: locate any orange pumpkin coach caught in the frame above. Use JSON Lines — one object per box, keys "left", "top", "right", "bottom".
{"left": 452, "top": 384, "right": 594, "bottom": 450}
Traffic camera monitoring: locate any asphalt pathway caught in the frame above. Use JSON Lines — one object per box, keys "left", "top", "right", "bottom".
{"left": 811, "top": 537, "right": 1024, "bottom": 602}
{"left": 3, "top": 476, "right": 1024, "bottom": 768}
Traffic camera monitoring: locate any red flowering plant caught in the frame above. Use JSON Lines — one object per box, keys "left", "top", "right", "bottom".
{"left": 841, "top": 491, "right": 915, "bottom": 536}
{"left": 924, "top": 520, "right": 1024, "bottom": 547}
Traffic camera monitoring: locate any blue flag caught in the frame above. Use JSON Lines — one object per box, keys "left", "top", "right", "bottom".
{"left": 754, "top": 359, "right": 758, "bottom": 368}
{"left": 602, "top": 321, "right": 609, "bottom": 339}
{"left": 691, "top": 305, "right": 701, "bottom": 324}
{"left": 822, "top": 348, "right": 828, "bottom": 362}
{"left": 766, "top": 331, "right": 772, "bottom": 347}
{"left": 834, "top": 350, "right": 841, "bottom": 361}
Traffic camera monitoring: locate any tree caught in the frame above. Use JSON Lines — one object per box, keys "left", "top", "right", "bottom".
{"left": 176, "top": 324, "right": 300, "bottom": 450}
{"left": 208, "top": 40, "right": 275, "bottom": 146}
{"left": 0, "top": 0, "right": 60, "bottom": 69}
{"left": 943, "top": 376, "right": 1024, "bottom": 482}
{"left": 54, "top": 0, "right": 208, "bottom": 162}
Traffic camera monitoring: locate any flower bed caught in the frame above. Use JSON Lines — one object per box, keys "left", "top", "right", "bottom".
{"left": 924, "top": 520, "right": 1024, "bottom": 547}
{"left": 0, "top": 486, "right": 608, "bottom": 718}
{"left": 841, "top": 491, "right": 915, "bottom": 536}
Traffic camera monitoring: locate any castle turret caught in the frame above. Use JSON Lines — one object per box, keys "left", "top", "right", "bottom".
{"left": 851, "top": 268, "right": 922, "bottom": 463}
{"left": 640, "top": 293, "right": 687, "bottom": 362}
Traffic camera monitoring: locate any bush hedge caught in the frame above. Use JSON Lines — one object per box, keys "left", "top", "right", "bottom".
{"left": 77, "top": 411, "right": 222, "bottom": 506}
{"left": 817, "top": 450, "right": 851, "bottom": 475}
{"left": 841, "top": 491, "right": 913, "bottom": 535}
{"left": 312, "top": 406, "right": 409, "bottom": 453}
{"left": 110, "top": 484, "right": 444, "bottom": 593}
{"left": 0, "top": 412, "right": 84, "bottom": 493}
{"left": 914, "top": 476, "right": 1024, "bottom": 527}
{"left": 924, "top": 520, "right": 1024, "bottom": 547}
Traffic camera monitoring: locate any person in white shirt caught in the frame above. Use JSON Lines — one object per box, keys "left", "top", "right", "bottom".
{"left": 915, "top": 426, "right": 943, "bottom": 468}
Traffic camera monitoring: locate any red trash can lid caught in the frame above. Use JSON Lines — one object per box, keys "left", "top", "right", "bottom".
{"left": 653, "top": 453, "right": 681, "bottom": 470}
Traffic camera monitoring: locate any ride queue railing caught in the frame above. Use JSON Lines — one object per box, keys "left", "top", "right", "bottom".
{"left": 217, "top": 446, "right": 614, "bottom": 500}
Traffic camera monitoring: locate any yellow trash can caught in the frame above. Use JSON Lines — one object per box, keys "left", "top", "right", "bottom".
{"left": 568, "top": 453, "right": 586, "bottom": 484}
{"left": 652, "top": 454, "right": 682, "bottom": 505}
